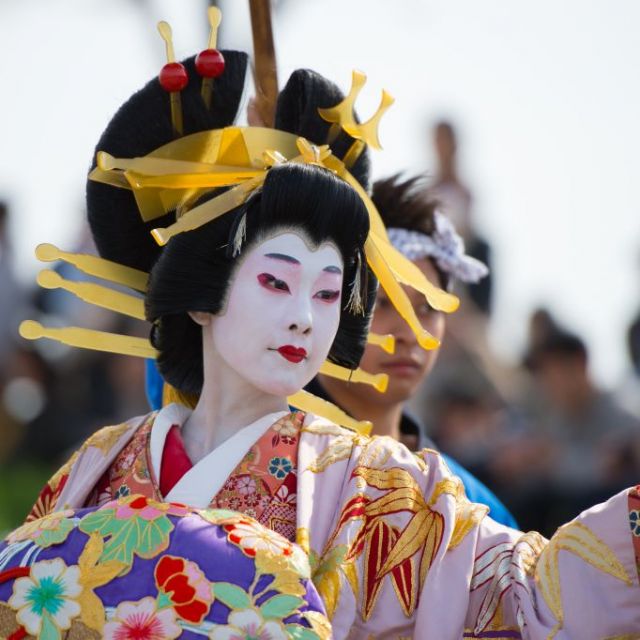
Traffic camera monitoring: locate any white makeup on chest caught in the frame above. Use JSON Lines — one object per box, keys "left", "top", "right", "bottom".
{"left": 209, "top": 231, "right": 344, "bottom": 397}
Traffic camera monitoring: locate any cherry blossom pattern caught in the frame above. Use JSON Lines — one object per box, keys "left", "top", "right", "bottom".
{"left": 224, "top": 519, "right": 294, "bottom": 558}
{"left": 209, "top": 608, "right": 288, "bottom": 640}
{"left": 103, "top": 596, "right": 181, "bottom": 640}
{"left": 271, "top": 417, "right": 299, "bottom": 447}
{"left": 8, "top": 558, "right": 82, "bottom": 638}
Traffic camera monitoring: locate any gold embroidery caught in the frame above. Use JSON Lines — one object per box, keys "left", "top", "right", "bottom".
{"left": 303, "top": 611, "right": 332, "bottom": 640}
{"left": 353, "top": 466, "right": 420, "bottom": 492}
{"left": 296, "top": 527, "right": 311, "bottom": 555}
{"left": 536, "top": 521, "right": 632, "bottom": 636}
{"left": 430, "top": 476, "right": 488, "bottom": 550}
{"left": 0, "top": 602, "right": 22, "bottom": 638}
{"left": 342, "top": 560, "right": 359, "bottom": 599}
{"left": 359, "top": 436, "right": 398, "bottom": 468}
{"left": 302, "top": 421, "right": 354, "bottom": 437}
{"left": 308, "top": 435, "right": 357, "bottom": 473}
{"left": 77, "top": 533, "right": 127, "bottom": 631}
{"left": 83, "top": 421, "right": 135, "bottom": 455}
{"left": 312, "top": 545, "right": 348, "bottom": 619}
{"left": 515, "top": 531, "right": 547, "bottom": 577}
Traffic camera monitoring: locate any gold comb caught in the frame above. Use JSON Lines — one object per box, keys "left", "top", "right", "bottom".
{"left": 35, "top": 243, "right": 149, "bottom": 293}
{"left": 19, "top": 321, "right": 157, "bottom": 359}
{"left": 287, "top": 390, "right": 372, "bottom": 436}
{"left": 37, "top": 270, "right": 145, "bottom": 321}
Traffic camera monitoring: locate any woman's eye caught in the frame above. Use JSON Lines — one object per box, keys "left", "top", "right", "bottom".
{"left": 314, "top": 289, "right": 340, "bottom": 303}
{"left": 257, "top": 273, "right": 290, "bottom": 293}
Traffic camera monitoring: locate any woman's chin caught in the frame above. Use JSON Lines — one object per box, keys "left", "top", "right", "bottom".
{"left": 255, "top": 378, "right": 305, "bottom": 399}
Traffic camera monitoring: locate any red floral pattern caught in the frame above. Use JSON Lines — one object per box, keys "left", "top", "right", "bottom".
{"left": 154, "top": 555, "right": 213, "bottom": 623}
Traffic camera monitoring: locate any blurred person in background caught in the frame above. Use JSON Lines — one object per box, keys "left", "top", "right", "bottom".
{"left": 408, "top": 119, "right": 518, "bottom": 458}
{"left": 427, "top": 120, "right": 492, "bottom": 315}
{"left": 307, "top": 174, "right": 517, "bottom": 527}
{"left": 616, "top": 312, "right": 640, "bottom": 419}
{"left": 493, "top": 322, "right": 640, "bottom": 534}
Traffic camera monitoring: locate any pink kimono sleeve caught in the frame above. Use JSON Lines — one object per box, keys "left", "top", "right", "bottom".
{"left": 415, "top": 450, "right": 640, "bottom": 638}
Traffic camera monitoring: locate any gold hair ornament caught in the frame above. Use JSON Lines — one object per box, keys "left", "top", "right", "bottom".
{"left": 21, "top": 246, "right": 385, "bottom": 436}
{"left": 20, "top": 9, "right": 464, "bottom": 438}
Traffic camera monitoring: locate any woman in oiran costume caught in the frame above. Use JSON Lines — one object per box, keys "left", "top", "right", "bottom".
{"left": 8, "top": 13, "right": 640, "bottom": 639}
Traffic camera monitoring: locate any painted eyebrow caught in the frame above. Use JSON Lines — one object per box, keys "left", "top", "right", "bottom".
{"left": 264, "top": 253, "right": 342, "bottom": 274}
{"left": 323, "top": 265, "right": 342, "bottom": 274}
{"left": 264, "top": 253, "right": 300, "bottom": 265}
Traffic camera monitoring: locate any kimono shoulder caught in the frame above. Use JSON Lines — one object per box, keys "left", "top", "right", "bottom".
{"left": 26, "top": 412, "right": 156, "bottom": 521}
{"left": 296, "top": 415, "right": 640, "bottom": 639}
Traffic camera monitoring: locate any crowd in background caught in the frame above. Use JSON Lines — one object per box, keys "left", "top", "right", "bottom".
{"left": 1, "top": 119, "right": 639, "bottom": 538}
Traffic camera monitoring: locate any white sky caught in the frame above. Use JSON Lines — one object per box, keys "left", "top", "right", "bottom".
{"left": 1, "top": 0, "right": 639, "bottom": 386}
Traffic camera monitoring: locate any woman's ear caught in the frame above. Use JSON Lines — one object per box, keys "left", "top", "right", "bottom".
{"left": 188, "top": 311, "right": 212, "bottom": 327}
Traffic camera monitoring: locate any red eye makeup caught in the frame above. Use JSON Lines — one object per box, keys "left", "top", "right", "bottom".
{"left": 257, "top": 273, "right": 290, "bottom": 293}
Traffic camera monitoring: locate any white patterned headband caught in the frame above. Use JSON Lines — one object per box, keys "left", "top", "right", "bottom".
{"left": 387, "top": 212, "right": 489, "bottom": 283}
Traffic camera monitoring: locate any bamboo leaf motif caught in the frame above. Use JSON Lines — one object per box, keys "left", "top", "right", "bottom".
{"left": 536, "top": 521, "right": 632, "bottom": 632}
{"left": 363, "top": 520, "right": 396, "bottom": 619}
{"left": 378, "top": 508, "right": 441, "bottom": 578}
{"left": 418, "top": 511, "right": 444, "bottom": 586}
{"left": 363, "top": 486, "right": 426, "bottom": 517}
{"left": 351, "top": 465, "right": 420, "bottom": 492}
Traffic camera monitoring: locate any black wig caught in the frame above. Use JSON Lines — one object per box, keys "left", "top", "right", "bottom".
{"left": 86, "top": 53, "right": 377, "bottom": 394}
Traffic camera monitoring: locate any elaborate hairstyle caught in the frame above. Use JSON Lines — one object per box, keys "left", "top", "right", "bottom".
{"left": 87, "top": 53, "right": 250, "bottom": 272}
{"left": 147, "top": 163, "right": 373, "bottom": 393}
{"left": 86, "top": 54, "right": 376, "bottom": 394}
{"left": 370, "top": 174, "right": 448, "bottom": 289}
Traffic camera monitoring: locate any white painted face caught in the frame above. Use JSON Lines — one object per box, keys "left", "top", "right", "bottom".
{"left": 210, "top": 231, "right": 344, "bottom": 397}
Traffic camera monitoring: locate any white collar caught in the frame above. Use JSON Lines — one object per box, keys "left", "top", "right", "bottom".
{"left": 149, "top": 403, "right": 288, "bottom": 508}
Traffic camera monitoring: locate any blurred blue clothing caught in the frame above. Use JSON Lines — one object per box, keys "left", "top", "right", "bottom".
{"left": 440, "top": 452, "right": 518, "bottom": 528}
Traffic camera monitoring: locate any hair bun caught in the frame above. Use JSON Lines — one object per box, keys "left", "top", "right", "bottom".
{"left": 275, "top": 69, "right": 370, "bottom": 190}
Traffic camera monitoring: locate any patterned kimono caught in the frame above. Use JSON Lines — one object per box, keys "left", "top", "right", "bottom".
{"left": 25, "top": 406, "right": 640, "bottom": 638}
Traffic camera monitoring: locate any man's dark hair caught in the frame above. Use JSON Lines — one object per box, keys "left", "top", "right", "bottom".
{"left": 371, "top": 174, "right": 448, "bottom": 289}
{"left": 526, "top": 330, "right": 589, "bottom": 371}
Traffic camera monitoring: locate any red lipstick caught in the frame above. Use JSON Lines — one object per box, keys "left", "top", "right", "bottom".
{"left": 276, "top": 345, "right": 307, "bottom": 364}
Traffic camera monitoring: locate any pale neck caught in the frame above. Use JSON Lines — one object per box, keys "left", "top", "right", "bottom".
{"left": 318, "top": 375, "right": 404, "bottom": 440}
{"left": 181, "top": 333, "right": 288, "bottom": 464}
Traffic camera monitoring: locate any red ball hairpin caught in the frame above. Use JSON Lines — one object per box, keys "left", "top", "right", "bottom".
{"left": 157, "top": 21, "right": 188, "bottom": 137}
{"left": 197, "top": 7, "right": 225, "bottom": 109}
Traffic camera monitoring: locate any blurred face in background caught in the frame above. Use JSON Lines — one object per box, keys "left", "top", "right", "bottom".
{"left": 344, "top": 256, "right": 446, "bottom": 407}
{"left": 533, "top": 352, "right": 590, "bottom": 415}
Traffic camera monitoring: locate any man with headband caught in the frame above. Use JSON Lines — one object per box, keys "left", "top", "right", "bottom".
{"left": 307, "top": 174, "right": 517, "bottom": 527}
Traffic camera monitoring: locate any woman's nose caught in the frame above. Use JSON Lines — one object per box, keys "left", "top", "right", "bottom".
{"left": 288, "top": 302, "right": 312, "bottom": 335}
